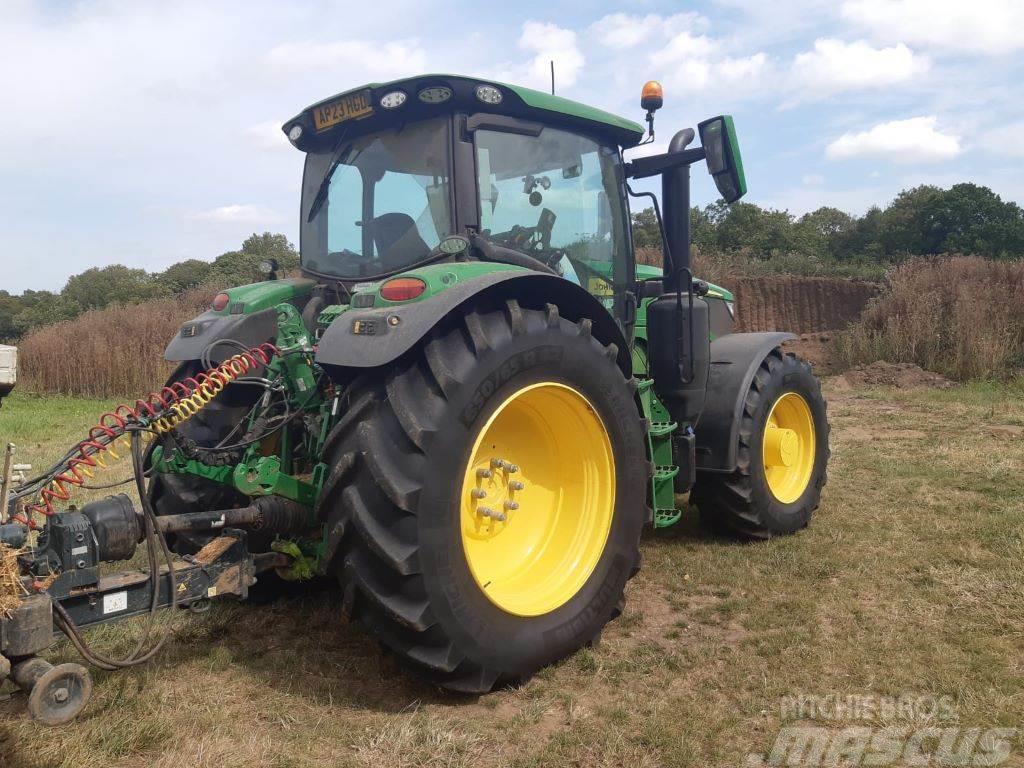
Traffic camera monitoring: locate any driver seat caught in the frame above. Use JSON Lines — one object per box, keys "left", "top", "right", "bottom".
{"left": 372, "top": 213, "right": 431, "bottom": 271}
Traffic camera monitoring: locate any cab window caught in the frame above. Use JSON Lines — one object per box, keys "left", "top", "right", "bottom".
{"left": 301, "top": 118, "right": 453, "bottom": 279}
{"left": 475, "top": 127, "right": 631, "bottom": 317}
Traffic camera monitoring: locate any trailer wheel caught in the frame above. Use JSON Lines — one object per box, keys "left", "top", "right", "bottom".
{"left": 318, "top": 300, "right": 647, "bottom": 692}
{"left": 692, "top": 348, "right": 829, "bottom": 539}
{"left": 23, "top": 662, "right": 92, "bottom": 727}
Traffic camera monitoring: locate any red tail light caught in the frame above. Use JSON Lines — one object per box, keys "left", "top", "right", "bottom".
{"left": 211, "top": 293, "right": 231, "bottom": 311}
{"left": 380, "top": 278, "right": 426, "bottom": 302}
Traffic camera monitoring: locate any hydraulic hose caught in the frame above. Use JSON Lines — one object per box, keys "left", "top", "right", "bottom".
{"left": 12, "top": 343, "right": 277, "bottom": 528}
{"left": 49, "top": 429, "right": 177, "bottom": 671}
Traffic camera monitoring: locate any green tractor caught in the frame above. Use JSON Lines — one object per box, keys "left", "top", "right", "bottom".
{"left": 1, "top": 74, "right": 828, "bottom": 717}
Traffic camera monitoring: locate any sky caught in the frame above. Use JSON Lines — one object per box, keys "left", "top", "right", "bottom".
{"left": 2, "top": 0, "right": 1023, "bottom": 294}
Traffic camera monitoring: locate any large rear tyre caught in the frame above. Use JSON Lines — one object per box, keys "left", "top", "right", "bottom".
{"left": 317, "top": 300, "right": 647, "bottom": 692}
{"left": 691, "top": 348, "right": 829, "bottom": 540}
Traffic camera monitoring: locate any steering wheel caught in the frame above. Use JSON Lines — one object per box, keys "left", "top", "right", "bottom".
{"left": 488, "top": 209, "right": 561, "bottom": 267}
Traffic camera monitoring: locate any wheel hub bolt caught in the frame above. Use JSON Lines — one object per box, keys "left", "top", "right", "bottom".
{"left": 506, "top": 464, "right": 519, "bottom": 473}
{"left": 476, "top": 468, "right": 492, "bottom": 479}
{"left": 471, "top": 488, "right": 488, "bottom": 499}
{"left": 509, "top": 480, "right": 525, "bottom": 491}
{"left": 478, "top": 507, "right": 507, "bottom": 522}
{"left": 490, "top": 458, "right": 506, "bottom": 469}
{"left": 504, "top": 501, "right": 519, "bottom": 511}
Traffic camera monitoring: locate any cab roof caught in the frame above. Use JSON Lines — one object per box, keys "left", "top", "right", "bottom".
{"left": 283, "top": 74, "right": 645, "bottom": 152}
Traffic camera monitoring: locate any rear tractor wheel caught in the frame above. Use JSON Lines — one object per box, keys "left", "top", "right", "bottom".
{"left": 692, "top": 348, "right": 829, "bottom": 539}
{"left": 318, "top": 299, "right": 647, "bottom": 692}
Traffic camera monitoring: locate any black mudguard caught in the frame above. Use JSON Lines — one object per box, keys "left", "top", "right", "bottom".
{"left": 164, "top": 309, "right": 277, "bottom": 363}
{"left": 315, "top": 271, "right": 633, "bottom": 377}
{"left": 695, "top": 331, "right": 796, "bottom": 473}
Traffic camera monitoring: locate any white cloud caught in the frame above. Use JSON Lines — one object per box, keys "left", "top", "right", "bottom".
{"left": 789, "top": 39, "right": 928, "bottom": 100}
{"left": 826, "top": 116, "right": 962, "bottom": 163}
{"left": 650, "top": 32, "right": 770, "bottom": 94}
{"left": 265, "top": 39, "right": 427, "bottom": 80}
{"left": 516, "top": 22, "right": 584, "bottom": 90}
{"left": 842, "top": 0, "right": 1024, "bottom": 55}
{"left": 189, "top": 205, "right": 276, "bottom": 224}
{"left": 246, "top": 121, "right": 289, "bottom": 152}
{"left": 589, "top": 12, "right": 707, "bottom": 49}
{"left": 802, "top": 174, "right": 825, "bottom": 186}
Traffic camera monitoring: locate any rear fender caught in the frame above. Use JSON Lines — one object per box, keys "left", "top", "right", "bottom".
{"left": 164, "top": 279, "right": 314, "bottom": 363}
{"left": 695, "top": 332, "right": 795, "bottom": 473}
{"left": 165, "top": 309, "right": 277, "bottom": 363}
{"left": 314, "top": 271, "right": 633, "bottom": 377}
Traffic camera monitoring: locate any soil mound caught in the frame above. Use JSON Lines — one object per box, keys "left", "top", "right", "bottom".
{"left": 839, "top": 361, "right": 954, "bottom": 389}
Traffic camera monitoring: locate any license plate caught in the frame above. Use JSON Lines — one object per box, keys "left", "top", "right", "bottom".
{"left": 313, "top": 91, "right": 373, "bottom": 132}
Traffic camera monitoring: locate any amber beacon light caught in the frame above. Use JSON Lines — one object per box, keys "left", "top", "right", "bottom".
{"left": 641, "top": 80, "right": 664, "bottom": 112}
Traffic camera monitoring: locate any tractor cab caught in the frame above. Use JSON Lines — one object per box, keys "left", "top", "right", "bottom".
{"left": 285, "top": 75, "right": 659, "bottom": 326}
{"left": 285, "top": 74, "right": 746, "bottom": 343}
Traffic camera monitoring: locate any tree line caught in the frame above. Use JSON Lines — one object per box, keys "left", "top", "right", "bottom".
{"left": 632, "top": 182, "right": 1024, "bottom": 263}
{"left": 1, "top": 233, "right": 298, "bottom": 341}
{"left": 4, "top": 182, "right": 1023, "bottom": 342}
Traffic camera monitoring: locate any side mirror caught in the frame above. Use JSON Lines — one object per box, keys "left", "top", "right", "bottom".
{"left": 697, "top": 116, "right": 747, "bottom": 204}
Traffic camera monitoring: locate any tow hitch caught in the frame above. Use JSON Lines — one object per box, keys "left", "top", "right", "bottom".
{"left": 1, "top": 493, "right": 298, "bottom": 724}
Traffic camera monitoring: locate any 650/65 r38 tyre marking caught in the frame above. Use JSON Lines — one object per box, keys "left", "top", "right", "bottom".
{"left": 317, "top": 299, "right": 648, "bottom": 692}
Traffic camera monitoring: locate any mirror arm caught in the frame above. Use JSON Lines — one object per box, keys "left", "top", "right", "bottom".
{"left": 625, "top": 147, "right": 705, "bottom": 180}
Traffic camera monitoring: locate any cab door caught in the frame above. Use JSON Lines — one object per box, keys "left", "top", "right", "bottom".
{"left": 468, "top": 118, "right": 636, "bottom": 334}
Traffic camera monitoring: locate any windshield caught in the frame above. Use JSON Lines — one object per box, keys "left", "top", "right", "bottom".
{"left": 300, "top": 118, "right": 453, "bottom": 279}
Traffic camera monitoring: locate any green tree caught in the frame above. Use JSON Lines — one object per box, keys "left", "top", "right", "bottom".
{"left": 157, "top": 259, "right": 213, "bottom": 293}
{"left": 876, "top": 185, "right": 943, "bottom": 255}
{"left": 793, "top": 207, "right": 855, "bottom": 257}
{"left": 920, "top": 183, "right": 1024, "bottom": 257}
{"left": 690, "top": 205, "right": 718, "bottom": 251}
{"left": 207, "top": 232, "right": 299, "bottom": 288}
{"left": 630, "top": 208, "right": 661, "bottom": 249}
{"left": 0, "top": 291, "right": 23, "bottom": 340}
{"left": 833, "top": 206, "right": 886, "bottom": 260}
{"left": 62, "top": 265, "right": 164, "bottom": 311}
{"left": 12, "top": 290, "right": 81, "bottom": 335}
{"left": 629, "top": 205, "right": 720, "bottom": 254}
{"left": 715, "top": 202, "right": 795, "bottom": 256}
{"left": 242, "top": 232, "right": 300, "bottom": 271}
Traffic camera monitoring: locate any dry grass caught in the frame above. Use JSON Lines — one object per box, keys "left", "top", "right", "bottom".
{"left": 0, "top": 545, "right": 27, "bottom": 618}
{"left": 836, "top": 256, "right": 1024, "bottom": 380}
{"left": 17, "top": 290, "right": 211, "bottom": 398}
{"left": 634, "top": 247, "right": 888, "bottom": 283}
{"left": 1, "top": 380, "right": 1023, "bottom": 766}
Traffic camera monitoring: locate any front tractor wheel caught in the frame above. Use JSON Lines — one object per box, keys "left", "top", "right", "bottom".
{"left": 692, "top": 348, "right": 830, "bottom": 539}
{"left": 318, "top": 300, "right": 647, "bottom": 692}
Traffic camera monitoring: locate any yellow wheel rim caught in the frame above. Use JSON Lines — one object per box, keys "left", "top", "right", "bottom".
{"left": 762, "top": 392, "right": 816, "bottom": 504}
{"left": 460, "top": 382, "right": 615, "bottom": 617}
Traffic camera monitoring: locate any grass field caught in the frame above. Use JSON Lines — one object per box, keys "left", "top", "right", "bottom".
{"left": 1, "top": 380, "right": 1023, "bottom": 768}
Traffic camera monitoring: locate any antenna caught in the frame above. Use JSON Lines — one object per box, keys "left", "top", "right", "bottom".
{"left": 550, "top": 60, "right": 555, "bottom": 95}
